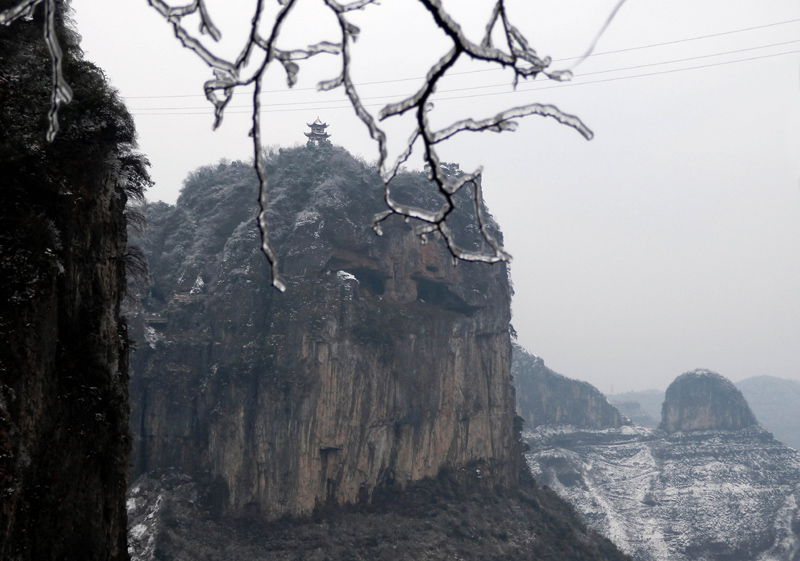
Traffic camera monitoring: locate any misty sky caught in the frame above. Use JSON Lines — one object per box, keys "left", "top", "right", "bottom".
{"left": 70, "top": 0, "right": 800, "bottom": 393}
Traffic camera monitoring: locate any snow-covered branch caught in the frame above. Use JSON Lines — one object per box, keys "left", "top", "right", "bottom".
{"left": 1, "top": 0, "right": 73, "bottom": 141}
{"left": 3, "top": 0, "right": 628, "bottom": 288}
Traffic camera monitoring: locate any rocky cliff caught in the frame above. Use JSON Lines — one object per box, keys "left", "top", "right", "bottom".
{"left": 125, "top": 149, "right": 632, "bottom": 560}
{"left": 129, "top": 149, "right": 520, "bottom": 518}
{"left": 660, "top": 369, "right": 758, "bottom": 434}
{"left": 512, "top": 343, "right": 624, "bottom": 430}
{"left": 524, "top": 365, "right": 800, "bottom": 561}
{"left": 0, "top": 4, "right": 148, "bottom": 559}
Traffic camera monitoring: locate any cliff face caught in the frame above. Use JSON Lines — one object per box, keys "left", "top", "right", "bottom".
{"left": 0, "top": 6, "right": 147, "bottom": 560}
{"left": 125, "top": 151, "right": 633, "bottom": 561}
{"left": 129, "top": 149, "right": 520, "bottom": 520}
{"left": 661, "top": 369, "right": 758, "bottom": 434}
{"left": 525, "top": 366, "right": 800, "bottom": 561}
{"left": 512, "top": 343, "right": 624, "bottom": 430}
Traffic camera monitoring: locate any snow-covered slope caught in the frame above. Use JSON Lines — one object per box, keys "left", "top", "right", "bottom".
{"left": 514, "top": 347, "right": 800, "bottom": 561}
{"left": 525, "top": 424, "right": 800, "bottom": 561}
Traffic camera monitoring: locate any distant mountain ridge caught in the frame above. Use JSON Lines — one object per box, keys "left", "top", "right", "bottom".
{"left": 609, "top": 376, "right": 800, "bottom": 451}
{"left": 513, "top": 348, "right": 800, "bottom": 561}
{"left": 737, "top": 376, "right": 800, "bottom": 452}
{"left": 608, "top": 390, "right": 663, "bottom": 426}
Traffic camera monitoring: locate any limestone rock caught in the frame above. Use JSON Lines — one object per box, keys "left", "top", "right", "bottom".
{"left": 660, "top": 369, "right": 758, "bottom": 434}
{"left": 129, "top": 150, "right": 521, "bottom": 520}
{"left": 0, "top": 12, "right": 144, "bottom": 559}
{"left": 512, "top": 343, "right": 625, "bottom": 430}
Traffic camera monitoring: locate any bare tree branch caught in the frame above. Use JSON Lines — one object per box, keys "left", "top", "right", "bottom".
{"left": 3, "top": 0, "right": 630, "bottom": 288}
{"left": 140, "top": 0, "right": 601, "bottom": 272}
{"left": 1, "top": 0, "right": 73, "bottom": 141}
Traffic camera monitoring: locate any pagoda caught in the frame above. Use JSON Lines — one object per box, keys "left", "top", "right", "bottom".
{"left": 305, "top": 117, "right": 331, "bottom": 145}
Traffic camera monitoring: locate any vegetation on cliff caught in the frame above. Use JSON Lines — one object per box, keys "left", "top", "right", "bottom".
{"left": 0, "top": 2, "right": 149, "bottom": 558}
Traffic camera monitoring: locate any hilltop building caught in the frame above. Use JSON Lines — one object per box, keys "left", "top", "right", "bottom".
{"left": 305, "top": 117, "right": 330, "bottom": 145}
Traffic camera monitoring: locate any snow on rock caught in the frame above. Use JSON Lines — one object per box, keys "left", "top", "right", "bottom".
{"left": 519, "top": 360, "right": 800, "bottom": 561}
{"left": 526, "top": 422, "right": 800, "bottom": 560}
{"left": 336, "top": 270, "right": 358, "bottom": 282}
{"left": 189, "top": 275, "right": 204, "bottom": 295}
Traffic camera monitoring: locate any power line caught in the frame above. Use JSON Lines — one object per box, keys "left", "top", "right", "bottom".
{"left": 558, "top": 17, "right": 800, "bottom": 61}
{"left": 467, "top": 49, "right": 800, "bottom": 99}
{"left": 129, "top": 48, "right": 800, "bottom": 116}
{"left": 122, "top": 17, "right": 800, "bottom": 100}
{"left": 577, "top": 39, "right": 800, "bottom": 77}
{"left": 130, "top": 43, "right": 800, "bottom": 113}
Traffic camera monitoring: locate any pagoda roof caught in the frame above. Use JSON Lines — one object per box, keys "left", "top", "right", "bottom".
{"left": 307, "top": 117, "right": 328, "bottom": 127}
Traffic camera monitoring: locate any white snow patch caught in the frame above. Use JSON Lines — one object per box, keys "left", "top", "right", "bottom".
{"left": 190, "top": 275, "right": 204, "bottom": 294}
{"left": 144, "top": 325, "right": 158, "bottom": 350}
{"left": 129, "top": 523, "right": 148, "bottom": 540}
{"left": 336, "top": 270, "right": 358, "bottom": 283}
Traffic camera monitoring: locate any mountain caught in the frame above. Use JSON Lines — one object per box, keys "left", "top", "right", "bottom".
{"left": 611, "top": 400, "right": 659, "bottom": 428}
{"left": 737, "top": 376, "right": 800, "bottom": 452}
{"left": 610, "top": 377, "right": 800, "bottom": 452}
{"left": 519, "top": 359, "right": 800, "bottom": 561}
{"left": 125, "top": 147, "right": 630, "bottom": 560}
{"left": 660, "top": 369, "right": 759, "bottom": 433}
{"left": 608, "top": 390, "right": 664, "bottom": 428}
{"left": 512, "top": 343, "right": 625, "bottom": 430}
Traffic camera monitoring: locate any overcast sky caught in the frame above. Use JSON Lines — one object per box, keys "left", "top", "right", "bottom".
{"left": 71, "top": 0, "right": 800, "bottom": 393}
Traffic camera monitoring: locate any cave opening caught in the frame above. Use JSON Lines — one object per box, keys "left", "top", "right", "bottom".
{"left": 348, "top": 268, "right": 386, "bottom": 296}
{"left": 413, "top": 277, "right": 478, "bottom": 316}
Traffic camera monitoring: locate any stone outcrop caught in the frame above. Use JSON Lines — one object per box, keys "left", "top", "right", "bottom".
{"left": 524, "top": 364, "right": 800, "bottom": 561}
{"left": 660, "top": 369, "right": 758, "bottom": 434}
{"left": 512, "top": 343, "right": 625, "bottom": 430}
{"left": 129, "top": 150, "right": 522, "bottom": 521}
{"left": 613, "top": 380, "right": 800, "bottom": 451}
{"left": 0, "top": 9, "right": 147, "bottom": 560}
